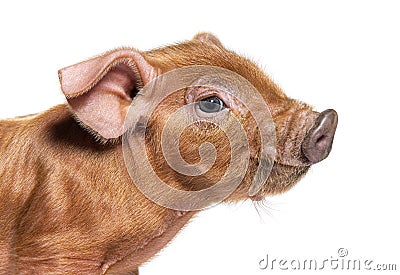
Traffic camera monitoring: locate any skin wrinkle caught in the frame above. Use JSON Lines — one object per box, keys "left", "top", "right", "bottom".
{"left": 0, "top": 33, "right": 336, "bottom": 274}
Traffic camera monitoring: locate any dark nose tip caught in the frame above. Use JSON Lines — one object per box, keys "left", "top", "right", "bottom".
{"left": 302, "top": 109, "right": 338, "bottom": 164}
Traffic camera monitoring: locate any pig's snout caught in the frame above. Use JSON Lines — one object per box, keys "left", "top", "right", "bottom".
{"left": 301, "top": 109, "right": 338, "bottom": 164}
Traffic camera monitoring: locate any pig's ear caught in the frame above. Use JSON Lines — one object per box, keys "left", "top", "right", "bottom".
{"left": 193, "top": 32, "right": 224, "bottom": 48}
{"left": 58, "top": 49, "right": 156, "bottom": 140}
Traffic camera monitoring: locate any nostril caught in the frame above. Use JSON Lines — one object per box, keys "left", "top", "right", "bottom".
{"left": 302, "top": 109, "right": 338, "bottom": 164}
{"left": 316, "top": 135, "right": 327, "bottom": 146}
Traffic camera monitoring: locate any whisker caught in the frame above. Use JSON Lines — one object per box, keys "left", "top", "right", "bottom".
{"left": 252, "top": 198, "right": 279, "bottom": 223}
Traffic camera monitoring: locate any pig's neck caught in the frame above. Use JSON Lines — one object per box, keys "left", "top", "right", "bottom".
{"left": 107, "top": 136, "right": 197, "bottom": 273}
{"left": 0, "top": 104, "right": 196, "bottom": 273}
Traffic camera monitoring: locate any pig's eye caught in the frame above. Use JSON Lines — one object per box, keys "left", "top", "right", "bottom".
{"left": 198, "top": 96, "right": 226, "bottom": 113}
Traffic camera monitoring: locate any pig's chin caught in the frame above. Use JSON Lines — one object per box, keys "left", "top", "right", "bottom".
{"left": 249, "top": 162, "right": 310, "bottom": 201}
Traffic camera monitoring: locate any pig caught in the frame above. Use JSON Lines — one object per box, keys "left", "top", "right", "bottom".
{"left": 0, "top": 33, "right": 338, "bottom": 274}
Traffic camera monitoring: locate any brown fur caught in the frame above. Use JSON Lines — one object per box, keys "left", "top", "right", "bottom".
{"left": 1, "top": 33, "right": 326, "bottom": 274}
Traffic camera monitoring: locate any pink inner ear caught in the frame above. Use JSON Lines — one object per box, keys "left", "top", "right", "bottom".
{"left": 68, "top": 64, "right": 138, "bottom": 139}
{"left": 59, "top": 49, "right": 157, "bottom": 140}
{"left": 59, "top": 50, "right": 155, "bottom": 98}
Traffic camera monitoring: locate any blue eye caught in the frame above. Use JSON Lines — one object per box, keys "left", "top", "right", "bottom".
{"left": 198, "top": 96, "right": 226, "bottom": 113}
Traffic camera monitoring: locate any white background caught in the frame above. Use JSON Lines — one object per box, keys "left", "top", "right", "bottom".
{"left": 1, "top": 1, "right": 399, "bottom": 274}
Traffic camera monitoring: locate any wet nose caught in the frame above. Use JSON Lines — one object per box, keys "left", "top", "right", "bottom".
{"left": 302, "top": 109, "right": 338, "bottom": 164}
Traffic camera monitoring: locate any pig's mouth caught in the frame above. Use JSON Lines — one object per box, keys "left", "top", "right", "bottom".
{"left": 249, "top": 109, "right": 338, "bottom": 199}
{"left": 248, "top": 160, "right": 310, "bottom": 200}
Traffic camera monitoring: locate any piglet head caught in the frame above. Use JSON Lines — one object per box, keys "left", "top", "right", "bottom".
{"left": 58, "top": 33, "right": 337, "bottom": 210}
